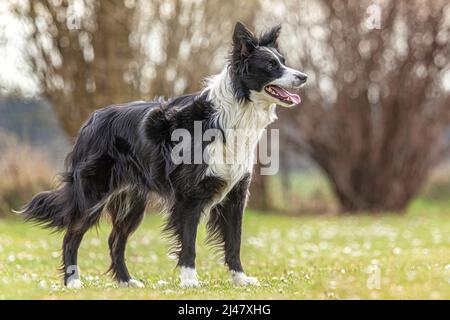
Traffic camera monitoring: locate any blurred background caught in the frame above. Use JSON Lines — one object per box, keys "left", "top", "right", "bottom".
{"left": 0, "top": 0, "right": 449, "bottom": 217}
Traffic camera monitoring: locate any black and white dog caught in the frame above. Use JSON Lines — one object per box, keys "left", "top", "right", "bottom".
{"left": 21, "top": 22, "right": 307, "bottom": 289}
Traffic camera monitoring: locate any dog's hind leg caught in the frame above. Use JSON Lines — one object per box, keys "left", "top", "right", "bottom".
{"left": 62, "top": 225, "right": 91, "bottom": 289}
{"left": 107, "top": 190, "right": 147, "bottom": 288}
{"left": 62, "top": 208, "right": 103, "bottom": 289}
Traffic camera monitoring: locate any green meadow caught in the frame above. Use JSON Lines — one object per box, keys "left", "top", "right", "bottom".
{"left": 0, "top": 199, "right": 448, "bottom": 299}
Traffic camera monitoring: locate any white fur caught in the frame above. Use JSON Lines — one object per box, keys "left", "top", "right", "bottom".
{"left": 231, "top": 271, "right": 260, "bottom": 286}
{"left": 202, "top": 68, "right": 277, "bottom": 205}
{"left": 180, "top": 266, "right": 200, "bottom": 288}
{"left": 270, "top": 65, "right": 306, "bottom": 90}
{"left": 66, "top": 278, "right": 83, "bottom": 289}
{"left": 119, "top": 279, "right": 145, "bottom": 288}
{"left": 262, "top": 47, "right": 307, "bottom": 101}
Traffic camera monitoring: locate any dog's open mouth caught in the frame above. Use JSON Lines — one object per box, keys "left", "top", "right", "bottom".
{"left": 264, "top": 85, "right": 301, "bottom": 105}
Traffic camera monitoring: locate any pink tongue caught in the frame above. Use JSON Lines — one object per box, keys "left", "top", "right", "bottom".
{"left": 272, "top": 86, "right": 301, "bottom": 104}
{"left": 290, "top": 94, "right": 301, "bottom": 104}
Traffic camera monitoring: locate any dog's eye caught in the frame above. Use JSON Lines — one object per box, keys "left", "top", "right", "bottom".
{"left": 267, "top": 60, "right": 278, "bottom": 70}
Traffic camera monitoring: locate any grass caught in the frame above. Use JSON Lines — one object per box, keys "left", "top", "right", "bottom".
{"left": 0, "top": 199, "right": 449, "bottom": 300}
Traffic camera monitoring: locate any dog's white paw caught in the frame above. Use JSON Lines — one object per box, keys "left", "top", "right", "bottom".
{"left": 119, "top": 279, "right": 145, "bottom": 288}
{"left": 180, "top": 278, "right": 200, "bottom": 288}
{"left": 66, "top": 279, "right": 83, "bottom": 289}
{"left": 231, "top": 271, "right": 260, "bottom": 286}
{"left": 180, "top": 267, "right": 200, "bottom": 288}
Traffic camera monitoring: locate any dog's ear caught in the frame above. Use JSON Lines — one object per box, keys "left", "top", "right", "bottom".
{"left": 232, "top": 21, "right": 257, "bottom": 58}
{"left": 259, "top": 24, "right": 282, "bottom": 48}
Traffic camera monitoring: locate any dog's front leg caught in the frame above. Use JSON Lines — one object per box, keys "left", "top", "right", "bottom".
{"left": 166, "top": 176, "right": 226, "bottom": 288}
{"left": 177, "top": 204, "right": 202, "bottom": 288}
{"left": 207, "top": 174, "right": 260, "bottom": 286}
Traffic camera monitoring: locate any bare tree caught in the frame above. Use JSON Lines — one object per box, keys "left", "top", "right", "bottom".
{"left": 274, "top": 0, "right": 450, "bottom": 212}
{"left": 15, "top": 1, "right": 141, "bottom": 136}
{"left": 138, "top": 0, "right": 260, "bottom": 97}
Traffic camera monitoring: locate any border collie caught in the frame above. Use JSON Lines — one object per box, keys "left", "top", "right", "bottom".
{"left": 20, "top": 22, "right": 307, "bottom": 289}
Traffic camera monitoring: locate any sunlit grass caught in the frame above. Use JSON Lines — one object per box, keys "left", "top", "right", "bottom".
{"left": 0, "top": 199, "right": 449, "bottom": 299}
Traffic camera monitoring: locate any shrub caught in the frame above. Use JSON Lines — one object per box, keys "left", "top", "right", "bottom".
{"left": 0, "top": 131, "right": 56, "bottom": 217}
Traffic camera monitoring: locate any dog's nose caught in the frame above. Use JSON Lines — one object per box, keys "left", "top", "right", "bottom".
{"left": 295, "top": 73, "right": 308, "bottom": 84}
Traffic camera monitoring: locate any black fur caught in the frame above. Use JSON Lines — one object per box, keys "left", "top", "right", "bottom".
{"left": 22, "top": 93, "right": 226, "bottom": 282}
{"left": 207, "top": 173, "right": 251, "bottom": 272}
{"left": 259, "top": 24, "right": 282, "bottom": 49}
{"left": 230, "top": 22, "right": 286, "bottom": 102}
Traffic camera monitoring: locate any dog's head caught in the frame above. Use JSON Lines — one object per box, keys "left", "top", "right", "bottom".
{"left": 230, "top": 22, "right": 307, "bottom": 107}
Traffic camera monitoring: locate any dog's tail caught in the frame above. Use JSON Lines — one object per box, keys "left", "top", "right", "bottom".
{"left": 17, "top": 182, "right": 76, "bottom": 230}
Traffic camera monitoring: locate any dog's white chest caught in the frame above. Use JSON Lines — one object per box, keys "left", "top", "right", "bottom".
{"left": 205, "top": 127, "right": 263, "bottom": 190}
{"left": 201, "top": 69, "right": 277, "bottom": 202}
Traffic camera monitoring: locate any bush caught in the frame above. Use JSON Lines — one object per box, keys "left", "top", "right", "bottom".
{"left": 0, "top": 131, "right": 56, "bottom": 217}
